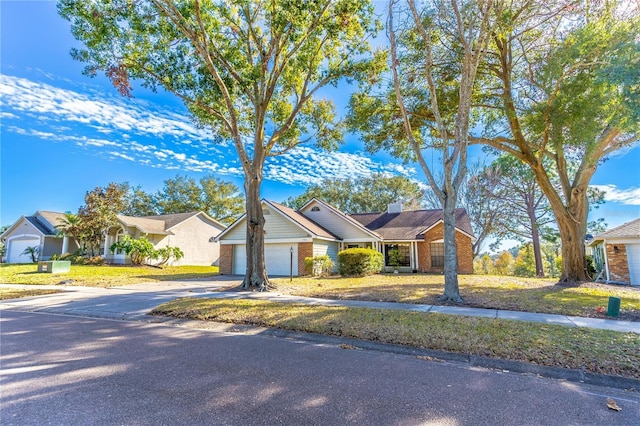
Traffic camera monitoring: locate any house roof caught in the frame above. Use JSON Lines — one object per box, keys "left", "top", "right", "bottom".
{"left": 300, "top": 198, "right": 382, "bottom": 239}
{"left": 591, "top": 218, "right": 640, "bottom": 242}
{"left": 267, "top": 201, "right": 339, "bottom": 240}
{"left": 116, "top": 211, "right": 225, "bottom": 235}
{"left": 350, "top": 208, "right": 474, "bottom": 240}
{"left": 117, "top": 215, "right": 171, "bottom": 235}
{"left": 216, "top": 200, "right": 340, "bottom": 241}
{"left": 0, "top": 211, "right": 66, "bottom": 240}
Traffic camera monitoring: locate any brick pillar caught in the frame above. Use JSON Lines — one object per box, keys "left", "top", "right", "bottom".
{"left": 297, "top": 242, "right": 313, "bottom": 276}
{"left": 606, "top": 244, "right": 630, "bottom": 283}
{"left": 220, "top": 245, "right": 233, "bottom": 275}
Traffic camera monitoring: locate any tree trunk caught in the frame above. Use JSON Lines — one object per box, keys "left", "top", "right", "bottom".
{"left": 439, "top": 197, "right": 463, "bottom": 302}
{"left": 242, "top": 166, "right": 272, "bottom": 291}
{"left": 527, "top": 207, "right": 544, "bottom": 277}
{"left": 556, "top": 209, "right": 589, "bottom": 283}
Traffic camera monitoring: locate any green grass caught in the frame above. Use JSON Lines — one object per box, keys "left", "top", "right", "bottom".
{"left": 0, "top": 287, "right": 62, "bottom": 300}
{"left": 151, "top": 298, "right": 640, "bottom": 379}
{"left": 0, "top": 264, "right": 219, "bottom": 287}
{"left": 269, "top": 274, "right": 640, "bottom": 319}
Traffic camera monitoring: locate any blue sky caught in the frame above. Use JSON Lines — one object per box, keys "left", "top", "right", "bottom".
{"left": 2, "top": 1, "right": 639, "bottom": 239}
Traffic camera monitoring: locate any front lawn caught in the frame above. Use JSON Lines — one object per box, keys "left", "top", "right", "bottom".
{"left": 270, "top": 274, "right": 640, "bottom": 320}
{"left": 0, "top": 264, "right": 219, "bottom": 287}
{"left": 151, "top": 298, "right": 640, "bottom": 379}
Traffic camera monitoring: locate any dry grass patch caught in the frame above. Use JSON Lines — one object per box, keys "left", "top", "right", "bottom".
{"left": 0, "top": 287, "right": 62, "bottom": 300}
{"left": 0, "top": 264, "right": 219, "bottom": 287}
{"left": 270, "top": 274, "right": 640, "bottom": 319}
{"left": 151, "top": 298, "right": 640, "bottom": 379}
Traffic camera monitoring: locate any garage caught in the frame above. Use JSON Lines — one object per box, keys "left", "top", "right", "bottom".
{"left": 7, "top": 237, "right": 40, "bottom": 263}
{"left": 627, "top": 244, "right": 640, "bottom": 286}
{"left": 233, "top": 243, "right": 298, "bottom": 276}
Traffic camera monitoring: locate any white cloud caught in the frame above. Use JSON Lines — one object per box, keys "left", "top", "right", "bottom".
{"left": 1, "top": 74, "right": 422, "bottom": 189}
{"left": 591, "top": 184, "right": 640, "bottom": 205}
{"left": 0, "top": 74, "right": 213, "bottom": 142}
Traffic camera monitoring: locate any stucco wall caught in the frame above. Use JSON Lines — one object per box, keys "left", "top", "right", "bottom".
{"left": 163, "top": 215, "right": 223, "bottom": 266}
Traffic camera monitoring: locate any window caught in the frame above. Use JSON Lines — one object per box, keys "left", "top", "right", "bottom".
{"left": 311, "top": 206, "right": 320, "bottom": 212}
{"left": 384, "top": 243, "right": 410, "bottom": 267}
{"left": 431, "top": 242, "right": 444, "bottom": 267}
{"left": 347, "top": 244, "right": 360, "bottom": 249}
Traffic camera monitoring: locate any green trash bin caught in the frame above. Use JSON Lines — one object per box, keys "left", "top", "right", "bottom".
{"left": 607, "top": 296, "right": 621, "bottom": 317}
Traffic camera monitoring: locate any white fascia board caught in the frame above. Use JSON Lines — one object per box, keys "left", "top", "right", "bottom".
{"left": 600, "top": 237, "right": 640, "bottom": 245}
{"left": 220, "top": 237, "right": 314, "bottom": 245}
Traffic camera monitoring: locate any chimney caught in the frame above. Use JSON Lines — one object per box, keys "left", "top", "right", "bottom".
{"left": 387, "top": 202, "right": 403, "bottom": 214}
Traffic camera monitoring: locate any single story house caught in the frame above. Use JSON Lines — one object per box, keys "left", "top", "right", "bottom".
{"left": 217, "top": 198, "right": 475, "bottom": 276}
{"left": 589, "top": 218, "right": 640, "bottom": 286}
{"left": 103, "top": 211, "right": 226, "bottom": 266}
{"left": 1, "top": 211, "right": 80, "bottom": 263}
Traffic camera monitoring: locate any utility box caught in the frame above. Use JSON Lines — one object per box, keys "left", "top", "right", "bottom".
{"left": 607, "top": 296, "right": 621, "bottom": 317}
{"left": 38, "top": 261, "right": 71, "bottom": 274}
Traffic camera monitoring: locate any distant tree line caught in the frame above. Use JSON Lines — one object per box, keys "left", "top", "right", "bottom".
{"left": 55, "top": 175, "right": 244, "bottom": 257}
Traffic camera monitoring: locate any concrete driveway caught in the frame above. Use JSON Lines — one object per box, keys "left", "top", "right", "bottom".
{"left": 2, "top": 309, "right": 639, "bottom": 425}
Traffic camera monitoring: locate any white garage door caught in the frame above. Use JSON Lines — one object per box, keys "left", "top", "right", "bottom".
{"left": 8, "top": 238, "right": 40, "bottom": 263}
{"left": 627, "top": 244, "right": 640, "bottom": 286}
{"left": 233, "top": 243, "right": 298, "bottom": 276}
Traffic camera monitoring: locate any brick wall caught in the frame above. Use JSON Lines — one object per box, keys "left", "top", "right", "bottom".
{"left": 298, "top": 242, "right": 313, "bottom": 276}
{"left": 606, "top": 243, "right": 630, "bottom": 283}
{"left": 219, "top": 244, "right": 233, "bottom": 275}
{"left": 418, "top": 223, "right": 474, "bottom": 274}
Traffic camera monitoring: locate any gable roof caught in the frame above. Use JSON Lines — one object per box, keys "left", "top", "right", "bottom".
{"left": 591, "top": 218, "right": 640, "bottom": 242}
{"left": 350, "top": 208, "right": 474, "bottom": 241}
{"left": 267, "top": 200, "right": 338, "bottom": 240}
{"left": 116, "top": 211, "right": 225, "bottom": 235}
{"left": 299, "top": 198, "right": 382, "bottom": 240}
{"left": 1, "top": 211, "right": 66, "bottom": 240}
{"left": 216, "top": 200, "right": 339, "bottom": 241}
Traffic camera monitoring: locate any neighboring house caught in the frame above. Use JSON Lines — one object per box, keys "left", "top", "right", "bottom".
{"left": 1, "top": 211, "right": 79, "bottom": 263}
{"left": 217, "top": 198, "right": 475, "bottom": 276}
{"left": 103, "top": 211, "right": 226, "bottom": 266}
{"left": 588, "top": 218, "right": 640, "bottom": 286}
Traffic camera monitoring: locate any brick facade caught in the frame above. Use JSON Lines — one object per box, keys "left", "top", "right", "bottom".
{"left": 219, "top": 244, "right": 233, "bottom": 275}
{"left": 606, "top": 243, "right": 630, "bottom": 283}
{"left": 417, "top": 223, "right": 473, "bottom": 274}
{"left": 297, "top": 242, "right": 313, "bottom": 276}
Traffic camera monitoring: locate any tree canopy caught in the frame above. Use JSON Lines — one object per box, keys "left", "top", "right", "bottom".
{"left": 284, "top": 173, "right": 425, "bottom": 213}
{"left": 59, "top": 0, "right": 382, "bottom": 290}
{"left": 475, "top": 1, "right": 639, "bottom": 281}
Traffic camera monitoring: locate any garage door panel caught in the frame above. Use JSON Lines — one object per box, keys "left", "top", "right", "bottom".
{"left": 233, "top": 243, "right": 297, "bottom": 276}
{"left": 627, "top": 244, "right": 640, "bottom": 286}
{"left": 8, "top": 238, "right": 40, "bottom": 263}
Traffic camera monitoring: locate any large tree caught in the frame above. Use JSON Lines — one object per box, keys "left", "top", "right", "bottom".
{"left": 481, "top": 155, "right": 555, "bottom": 277}
{"left": 475, "top": 1, "right": 639, "bottom": 282}
{"left": 77, "top": 182, "right": 127, "bottom": 256}
{"left": 349, "top": 0, "right": 497, "bottom": 301}
{"left": 59, "top": 0, "right": 381, "bottom": 290}
{"left": 284, "top": 173, "right": 424, "bottom": 213}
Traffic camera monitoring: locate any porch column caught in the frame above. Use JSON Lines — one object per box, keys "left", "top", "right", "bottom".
{"left": 61, "top": 236, "right": 69, "bottom": 255}
{"left": 103, "top": 234, "right": 110, "bottom": 257}
{"left": 409, "top": 242, "right": 415, "bottom": 270}
{"left": 414, "top": 242, "right": 419, "bottom": 271}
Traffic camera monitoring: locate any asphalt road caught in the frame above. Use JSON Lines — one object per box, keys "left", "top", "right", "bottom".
{"left": 2, "top": 310, "right": 639, "bottom": 425}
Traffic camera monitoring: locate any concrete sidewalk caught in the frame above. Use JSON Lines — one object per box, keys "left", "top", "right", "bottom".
{"left": 1, "top": 282, "right": 638, "bottom": 333}
{"left": 202, "top": 291, "right": 640, "bottom": 334}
